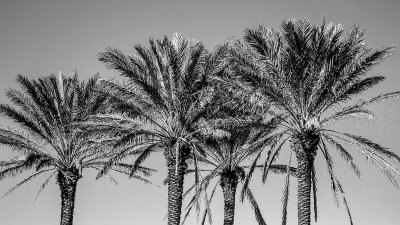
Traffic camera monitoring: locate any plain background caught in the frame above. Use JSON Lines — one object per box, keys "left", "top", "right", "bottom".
{"left": 0, "top": 0, "right": 399, "bottom": 224}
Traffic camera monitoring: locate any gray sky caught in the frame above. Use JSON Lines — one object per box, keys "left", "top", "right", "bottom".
{"left": 0, "top": 0, "right": 399, "bottom": 225}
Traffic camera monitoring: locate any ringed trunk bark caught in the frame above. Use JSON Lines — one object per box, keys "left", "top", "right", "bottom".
{"left": 220, "top": 173, "right": 238, "bottom": 225}
{"left": 296, "top": 151, "right": 314, "bottom": 225}
{"left": 57, "top": 170, "right": 80, "bottom": 225}
{"left": 293, "top": 130, "right": 319, "bottom": 225}
{"left": 165, "top": 148, "right": 189, "bottom": 225}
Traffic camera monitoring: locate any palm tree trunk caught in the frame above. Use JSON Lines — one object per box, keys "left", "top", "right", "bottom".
{"left": 165, "top": 148, "right": 189, "bottom": 225}
{"left": 296, "top": 151, "right": 313, "bottom": 225}
{"left": 57, "top": 170, "right": 80, "bottom": 225}
{"left": 220, "top": 173, "right": 238, "bottom": 225}
{"left": 293, "top": 131, "right": 319, "bottom": 225}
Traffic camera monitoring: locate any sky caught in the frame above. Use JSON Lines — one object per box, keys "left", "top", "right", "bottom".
{"left": 0, "top": 0, "right": 400, "bottom": 225}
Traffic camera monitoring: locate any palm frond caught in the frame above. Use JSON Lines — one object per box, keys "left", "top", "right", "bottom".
{"left": 311, "top": 164, "right": 318, "bottom": 222}
{"left": 244, "top": 187, "right": 267, "bottom": 225}
{"left": 323, "top": 135, "right": 361, "bottom": 177}
{"left": 129, "top": 143, "right": 160, "bottom": 177}
{"left": 3, "top": 169, "right": 54, "bottom": 197}
{"left": 281, "top": 153, "right": 292, "bottom": 225}
{"left": 344, "top": 133, "right": 400, "bottom": 163}
{"left": 200, "top": 183, "right": 218, "bottom": 225}
{"left": 33, "top": 171, "right": 56, "bottom": 203}
{"left": 262, "top": 137, "right": 288, "bottom": 183}
{"left": 240, "top": 150, "right": 263, "bottom": 202}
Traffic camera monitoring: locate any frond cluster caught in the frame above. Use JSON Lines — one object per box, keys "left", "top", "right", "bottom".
{"left": 0, "top": 72, "right": 152, "bottom": 197}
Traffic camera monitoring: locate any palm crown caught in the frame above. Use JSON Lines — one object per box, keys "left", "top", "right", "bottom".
{"left": 0, "top": 73, "right": 100, "bottom": 182}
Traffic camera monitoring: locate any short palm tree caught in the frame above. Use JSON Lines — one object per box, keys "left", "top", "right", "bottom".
{"left": 0, "top": 73, "right": 152, "bottom": 225}
{"left": 228, "top": 19, "right": 400, "bottom": 225}
{"left": 182, "top": 125, "right": 297, "bottom": 225}
{"left": 94, "top": 33, "right": 224, "bottom": 225}
{"left": 180, "top": 80, "right": 297, "bottom": 225}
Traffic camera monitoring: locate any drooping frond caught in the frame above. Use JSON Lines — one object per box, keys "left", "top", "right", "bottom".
{"left": 281, "top": 153, "right": 292, "bottom": 225}
{"left": 327, "top": 132, "right": 400, "bottom": 188}
{"left": 311, "top": 164, "right": 318, "bottom": 222}
{"left": 200, "top": 183, "right": 218, "bottom": 225}
{"left": 244, "top": 187, "right": 267, "bottom": 225}
{"left": 240, "top": 150, "right": 263, "bottom": 202}
{"left": 323, "top": 135, "right": 361, "bottom": 177}
{"left": 319, "top": 137, "right": 354, "bottom": 225}
{"left": 345, "top": 133, "right": 400, "bottom": 163}
{"left": 3, "top": 169, "right": 55, "bottom": 197}
{"left": 33, "top": 171, "right": 56, "bottom": 202}
{"left": 262, "top": 136, "right": 288, "bottom": 182}
{"left": 129, "top": 143, "right": 161, "bottom": 177}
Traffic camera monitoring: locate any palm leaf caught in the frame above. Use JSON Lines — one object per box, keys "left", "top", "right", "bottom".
{"left": 3, "top": 169, "right": 54, "bottom": 197}
{"left": 281, "top": 153, "right": 292, "bottom": 225}
{"left": 245, "top": 187, "right": 267, "bottom": 225}
{"left": 33, "top": 171, "right": 56, "bottom": 202}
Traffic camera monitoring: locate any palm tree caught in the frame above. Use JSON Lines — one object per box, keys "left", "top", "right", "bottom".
{"left": 94, "top": 33, "right": 224, "bottom": 225}
{"left": 179, "top": 79, "right": 297, "bottom": 225}
{"left": 0, "top": 73, "right": 152, "bottom": 225}
{"left": 228, "top": 19, "right": 400, "bottom": 225}
{"left": 182, "top": 125, "right": 297, "bottom": 225}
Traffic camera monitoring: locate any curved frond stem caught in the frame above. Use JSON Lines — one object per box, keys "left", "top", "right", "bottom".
{"left": 33, "top": 171, "right": 57, "bottom": 203}
{"left": 281, "top": 152, "right": 292, "bottom": 225}
{"left": 240, "top": 150, "right": 263, "bottom": 202}
{"left": 3, "top": 168, "right": 55, "bottom": 198}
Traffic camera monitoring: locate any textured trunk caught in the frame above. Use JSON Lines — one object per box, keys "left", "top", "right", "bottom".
{"left": 293, "top": 130, "right": 319, "bottom": 225}
{"left": 57, "top": 169, "right": 80, "bottom": 225}
{"left": 296, "top": 151, "right": 313, "bottom": 225}
{"left": 165, "top": 147, "right": 189, "bottom": 225}
{"left": 220, "top": 172, "right": 238, "bottom": 225}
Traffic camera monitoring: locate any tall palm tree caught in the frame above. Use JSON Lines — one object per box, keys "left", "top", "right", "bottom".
{"left": 0, "top": 73, "right": 152, "bottom": 225}
{"left": 228, "top": 19, "right": 400, "bottom": 225}
{"left": 94, "top": 33, "right": 224, "bottom": 225}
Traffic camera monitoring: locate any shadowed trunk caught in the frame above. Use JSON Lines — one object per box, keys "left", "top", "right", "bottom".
{"left": 220, "top": 171, "right": 238, "bottom": 225}
{"left": 293, "top": 130, "right": 319, "bottom": 225}
{"left": 165, "top": 147, "right": 190, "bottom": 225}
{"left": 57, "top": 169, "right": 80, "bottom": 225}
